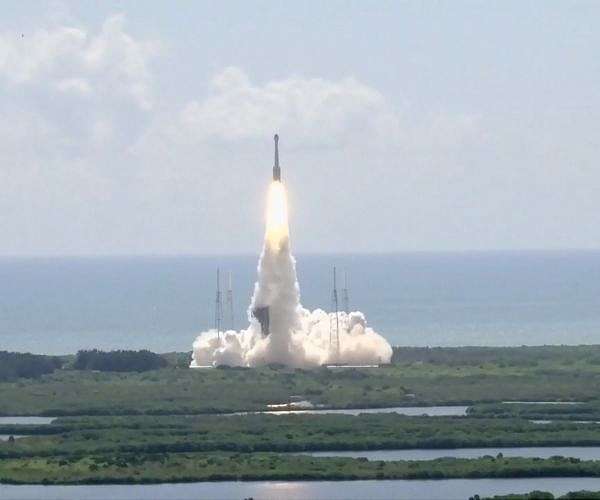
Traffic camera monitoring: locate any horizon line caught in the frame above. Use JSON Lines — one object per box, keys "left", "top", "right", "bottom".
{"left": 1, "top": 247, "right": 600, "bottom": 260}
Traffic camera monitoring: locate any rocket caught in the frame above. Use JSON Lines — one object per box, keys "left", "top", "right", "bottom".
{"left": 273, "top": 134, "right": 281, "bottom": 181}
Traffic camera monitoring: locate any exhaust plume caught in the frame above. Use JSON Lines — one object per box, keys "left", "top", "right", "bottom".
{"left": 191, "top": 181, "right": 392, "bottom": 368}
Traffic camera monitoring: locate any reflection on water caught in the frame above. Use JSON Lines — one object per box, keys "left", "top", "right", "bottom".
{"left": 233, "top": 406, "right": 469, "bottom": 417}
{"left": 0, "top": 417, "right": 55, "bottom": 425}
{"left": 530, "top": 420, "right": 600, "bottom": 425}
{"left": 503, "top": 401, "right": 583, "bottom": 405}
{"left": 0, "top": 435, "right": 25, "bottom": 441}
{"left": 4, "top": 478, "right": 600, "bottom": 500}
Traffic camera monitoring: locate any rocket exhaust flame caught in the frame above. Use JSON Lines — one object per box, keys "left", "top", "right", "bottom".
{"left": 191, "top": 135, "right": 392, "bottom": 368}
{"left": 265, "top": 181, "right": 289, "bottom": 252}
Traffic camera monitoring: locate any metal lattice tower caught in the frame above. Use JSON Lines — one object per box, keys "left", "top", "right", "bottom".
{"left": 342, "top": 269, "right": 350, "bottom": 313}
{"left": 341, "top": 269, "right": 350, "bottom": 333}
{"left": 330, "top": 266, "right": 341, "bottom": 360}
{"left": 226, "top": 270, "right": 234, "bottom": 331}
{"left": 214, "top": 268, "right": 223, "bottom": 339}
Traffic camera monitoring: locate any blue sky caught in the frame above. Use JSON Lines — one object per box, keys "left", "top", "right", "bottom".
{"left": 1, "top": 1, "right": 599, "bottom": 255}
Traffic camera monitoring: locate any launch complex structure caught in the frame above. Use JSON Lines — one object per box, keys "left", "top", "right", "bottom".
{"left": 213, "top": 268, "right": 234, "bottom": 340}
{"left": 213, "top": 264, "right": 350, "bottom": 353}
{"left": 330, "top": 266, "right": 351, "bottom": 360}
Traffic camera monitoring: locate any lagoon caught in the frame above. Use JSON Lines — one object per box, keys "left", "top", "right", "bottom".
{"left": 4, "top": 478, "right": 600, "bottom": 500}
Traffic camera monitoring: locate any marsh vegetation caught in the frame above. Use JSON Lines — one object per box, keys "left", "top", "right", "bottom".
{"left": 3, "top": 346, "right": 600, "bottom": 484}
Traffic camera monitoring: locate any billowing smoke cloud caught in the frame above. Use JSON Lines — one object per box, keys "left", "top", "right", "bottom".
{"left": 191, "top": 182, "right": 392, "bottom": 368}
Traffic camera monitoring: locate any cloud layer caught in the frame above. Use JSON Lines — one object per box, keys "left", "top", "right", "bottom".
{"left": 0, "top": 14, "right": 157, "bottom": 109}
{"left": 5, "top": 11, "right": 592, "bottom": 255}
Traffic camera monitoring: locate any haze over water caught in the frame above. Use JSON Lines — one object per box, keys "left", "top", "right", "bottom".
{"left": 2, "top": 250, "right": 600, "bottom": 355}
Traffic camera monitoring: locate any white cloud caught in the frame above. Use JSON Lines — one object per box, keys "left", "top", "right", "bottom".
{"left": 55, "top": 77, "right": 92, "bottom": 95}
{"left": 0, "top": 14, "right": 158, "bottom": 109}
{"left": 0, "top": 13, "right": 162, "bottom": 255}
{"left": 0, "top": 26, "right": 86, "bottom": 83}
{"left": 176, "top": 66, "right": 397, "bottom": 147}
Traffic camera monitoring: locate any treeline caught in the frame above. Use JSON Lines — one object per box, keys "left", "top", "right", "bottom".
{"left": 391, "top": 345, "right": 600, "bottom": 367}
{"left": 4, "top": 454, "right": 600, "bottom": 485}
{"left": 468, "top": 402, "right": 600, "bottom": 420}
{"left": 0, "top": 351, "right": 62, "bottom": 381}
{"left": 479, "top": 490, "right": 600, "bottom": 499}
{"left": 73, "top": 350, "right": 167, "bottom": 372}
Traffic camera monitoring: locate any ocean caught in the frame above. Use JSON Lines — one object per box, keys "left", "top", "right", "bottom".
{"left": 1, "top": 251, "right": 600, "bottom": 355}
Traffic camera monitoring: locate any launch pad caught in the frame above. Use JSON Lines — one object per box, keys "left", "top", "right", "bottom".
{"left": 191, "top": 133, "right": 393, "bottom": 368}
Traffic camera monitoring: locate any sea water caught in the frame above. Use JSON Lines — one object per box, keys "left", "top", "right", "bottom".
{"left": 1, "top": 251, "right": 600, "bottom": 354}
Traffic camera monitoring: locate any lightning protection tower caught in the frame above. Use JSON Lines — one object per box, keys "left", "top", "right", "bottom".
{"left": 342, "top": 269, "right": 350, "bottom": 313}
{"left": 341, "top": 269, "right": 350, "bottom": 333}
{"left": 225, "top": 270, "right": 234, "bottom": 331}
{"left": 330, "top": 266, "right": 341, "bottom": 360}
{"left": 214, "top": 268, "right": 223, "bottom": 339}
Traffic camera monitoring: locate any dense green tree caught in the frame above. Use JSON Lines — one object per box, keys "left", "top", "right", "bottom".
{"left": 73, "top": 350, "right": 167, "bottom": 372}
{"left": 0, "top": 351, "right": 61, "bottom": 381}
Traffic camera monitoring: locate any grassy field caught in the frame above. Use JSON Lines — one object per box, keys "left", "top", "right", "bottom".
{"left": 2, "top": 346, "right": 600, "bottom": 416}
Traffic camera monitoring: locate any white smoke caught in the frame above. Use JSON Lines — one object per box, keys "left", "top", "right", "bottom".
{"left": 191, "top": 182, "right": 392, "bottom": 368}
